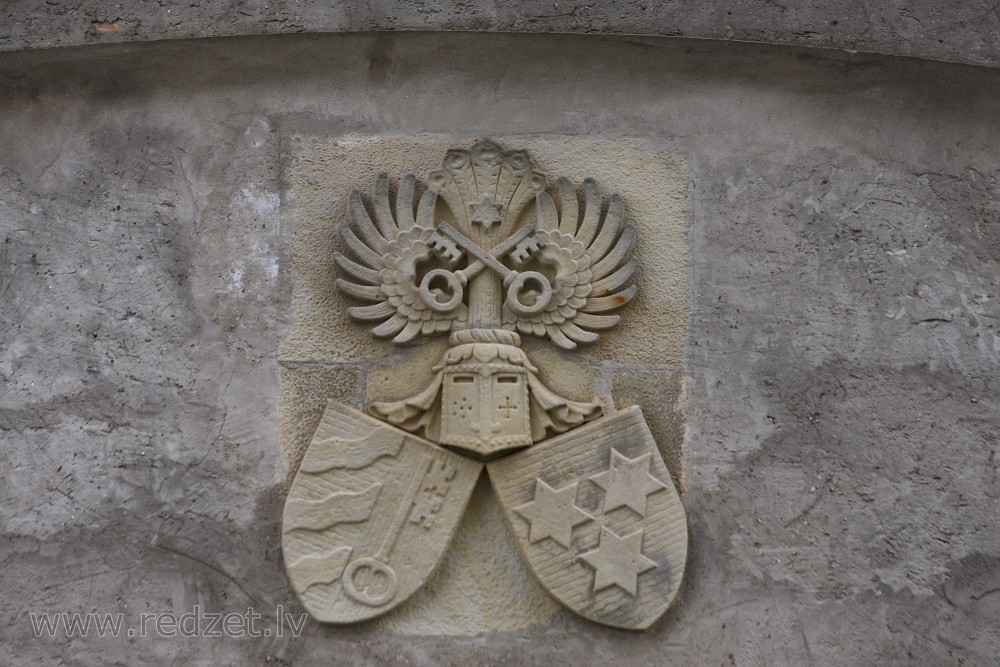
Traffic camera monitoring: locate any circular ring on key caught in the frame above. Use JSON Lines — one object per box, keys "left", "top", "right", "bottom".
{"left": 342, "top": 557, "right": 398, "bottom": 607}
{"left": 505, "top": 271, "right": 553, "bottom": 317}
{"left": 419, "top": 269, "right": 464, "bottom": 313}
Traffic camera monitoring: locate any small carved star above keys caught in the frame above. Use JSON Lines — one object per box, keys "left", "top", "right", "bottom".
{"left": 579, "top": 526, "right": 657, "bottom": 597}
{"left": 513, "top": 479, "right": 592, "bottom": 549}
{"left": 589, "top": 449, "right": 668, "bottom": 516}
{"left": 469, "top": 195, "right": 503, "bottom": 227}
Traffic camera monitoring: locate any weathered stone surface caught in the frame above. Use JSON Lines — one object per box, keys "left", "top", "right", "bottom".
{"left": 4, "top": 1, "right": 1000, "bottom": 70}
{"left": 1, "top": 31, "right": 999, "bottom": 665}
{"left": 521, "top": 338, "right": 597, "bottom": 408}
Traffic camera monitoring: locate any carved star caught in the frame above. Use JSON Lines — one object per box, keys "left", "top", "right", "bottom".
{"left": 589, "top": 450, "right": 667, "bottom": 516}
{"left": 514, "top": 479, "right": 592, "bottom": 548}
{"left": 469, "top": 195, "right": 503, "bottom": 227}
{"left": 579, "top": 526, "right": 658, "bottom": 597}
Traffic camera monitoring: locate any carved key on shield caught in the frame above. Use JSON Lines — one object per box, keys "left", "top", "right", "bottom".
{"left": 342, "top": 454, "right": 438, "bottom": 607}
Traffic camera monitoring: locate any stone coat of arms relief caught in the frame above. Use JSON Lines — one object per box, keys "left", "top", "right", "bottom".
{"left": 281, "top": 139, "right": 687, "bottom": 630}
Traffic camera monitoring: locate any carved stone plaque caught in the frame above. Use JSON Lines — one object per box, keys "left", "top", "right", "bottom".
{"left": 282, "top": 139, "right": 687, "bottom": 629}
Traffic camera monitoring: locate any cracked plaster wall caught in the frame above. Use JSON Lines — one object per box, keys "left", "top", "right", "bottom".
{"left": 1, "top": 30, "right": 999, "bottom": 666}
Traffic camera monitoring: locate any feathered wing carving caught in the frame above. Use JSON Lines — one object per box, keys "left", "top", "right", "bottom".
{"left": 330, "top": 142, "right": 635, "bottom": 454}
{"left": 334, "top": 173, "right": 467, "bottom": 344}
{"left": 503, "top": 177, "right": 637, "bottom": 350}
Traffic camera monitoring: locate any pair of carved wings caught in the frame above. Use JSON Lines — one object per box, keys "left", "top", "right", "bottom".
{"left": 334, "top": 173, "right": 636, "bottom": 350}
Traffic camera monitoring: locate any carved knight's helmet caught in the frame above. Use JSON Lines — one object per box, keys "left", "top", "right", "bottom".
{"left": 438, "top": 330, "right": 533, "bottom": 455}
{"left": 371, "top": 328, "right": 602, "bottom": 459}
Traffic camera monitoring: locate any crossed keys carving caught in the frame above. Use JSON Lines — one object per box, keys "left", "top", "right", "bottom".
{"left": 422, "top": 223, "right": 554, "bottom": 318}
{"left": 336, "top": 139, "right": 637, "bottom": 349}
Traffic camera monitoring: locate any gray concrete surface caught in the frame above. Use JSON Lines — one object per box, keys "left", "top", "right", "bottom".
{"left": 3, "top": 1, "right": 1000, "bottom": 69}
{"left": 1, "top": 32, "right": 999, "bottom": 665}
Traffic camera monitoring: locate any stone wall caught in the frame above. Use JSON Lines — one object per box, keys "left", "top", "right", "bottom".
{"left": 1, "top": 30, "right": 998, "bottom": 665}
{"left": 4, "top": 0, "right": 1000, "bottom": 69}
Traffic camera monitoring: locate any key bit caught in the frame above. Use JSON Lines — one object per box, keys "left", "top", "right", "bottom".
{"left": 511, "top": 235, "right": 546, "bottom": 265}
{"left": 427, "top": 232, "right": 463, "bottom": 264}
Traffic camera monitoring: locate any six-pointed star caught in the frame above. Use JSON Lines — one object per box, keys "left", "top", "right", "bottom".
{"left": 579, "top": 526, "right": 658, "bottom": 596}
{"left": 514, "top": 479, "right": 592, "bottom": 548}
{"left": 589, "top": 449, "right": 667, "bottom": 516}
{"left": 469, "top": 195, "right": 503, "bottom": 227}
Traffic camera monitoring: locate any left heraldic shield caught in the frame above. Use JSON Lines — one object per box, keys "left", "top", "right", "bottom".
{"left": 282, "top": 402, "right": 482, "bottom": 623}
